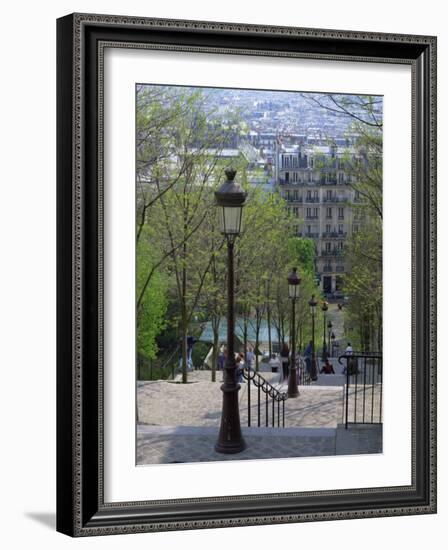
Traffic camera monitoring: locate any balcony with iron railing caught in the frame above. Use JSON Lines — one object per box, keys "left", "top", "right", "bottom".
{"left": 305, "top": 215, "right": 319, "bottom": 220}
{"left": 286, "top": 196, "right": 303, "bottom": 203}
{"left": 322, "top": 196, "right": 349, "bottom": 203}
{"left": 321, "top": 249, "right": 345, "bottom": 257}
{"left": 320, "top": 178, "right": 338, "bottom": 185}
{"left": 322, "top": 231, "right": 347, "bottom": 239}
{"left": 304, "top": 197, "right": 320, "bottom": 203}
{"left": 304, "top": 232, "right": 320, "bottom": 238}
{"left": 278, "top": 179, "right": 306, "bottom": 186}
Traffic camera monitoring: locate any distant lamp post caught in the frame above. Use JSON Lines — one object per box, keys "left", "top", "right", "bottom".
{"left": 321, "top": 301, "right": 329, "bottom": 360}
{"left": 309, "top": 295, "right": 318, "bottom": 380}
{"left": 331, "top": 331, "right": 336, "bottom": 357}
{"left": 214, "top": 168, "right": 247, "bottom": 454}
{"left": 287, "top": 267, "right": 301, "bottom": 398}
{"left": 327, "top": 321, "right": 333, "bottom": 356}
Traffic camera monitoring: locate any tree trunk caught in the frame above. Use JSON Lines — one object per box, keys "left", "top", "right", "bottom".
{"left": 255, "top": 329, "right": 260, "bottom": 372}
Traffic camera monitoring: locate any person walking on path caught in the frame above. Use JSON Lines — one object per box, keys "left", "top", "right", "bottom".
{"left": 217, "top": 344, "right": 226, "bottom": 371}
{"left": 280, "top": 343, "right": 290, "bottom": 382}
{"left": 186, "top": 335, "right": 197, "bottom": 369}
{"left": 342, "top": 342, "right": 357, "bottom": 375}
{"left": 304, "top": 341, "right": 313, "bottom": 376}
{"left": 245, "top": 346, "right": 254, "bottom": 371}
{"left": 236, "top": 353, "right": 245, "bottom": 383}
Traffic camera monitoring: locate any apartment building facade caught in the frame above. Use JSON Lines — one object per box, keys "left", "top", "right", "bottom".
{"left": 277, "top": 144, "right": 362, "bottom": 296}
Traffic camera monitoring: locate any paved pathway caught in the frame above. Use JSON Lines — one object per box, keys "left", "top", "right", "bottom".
{"left": 137, "top": 369, "right": 383, "bottom": 464}
{"left": 137, "top": 425, "right": 336, "bottom": 464}
{"left": 137, "top": 370, "right": 344, "bottom": 429}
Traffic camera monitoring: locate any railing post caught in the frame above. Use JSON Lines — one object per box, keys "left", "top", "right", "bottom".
{"left": 345, "top": 357, "right": 350, "bottom": 429}
{"left": 247, "top": 369, "right": 251, "bottom": 427}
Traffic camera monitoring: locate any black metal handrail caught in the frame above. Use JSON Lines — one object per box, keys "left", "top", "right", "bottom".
{"left": 338, "top": 352, "right": 383, "bottom": 429}
{"left": 242, "top": 367, "right": 288, "bottom": 428}
{"left": 296, "top": 356, "right": 311, "bottom": 386}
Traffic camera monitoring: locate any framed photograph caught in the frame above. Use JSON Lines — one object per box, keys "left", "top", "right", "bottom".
{"left": 57, "top": 13, "right": 437, "bottom": 536}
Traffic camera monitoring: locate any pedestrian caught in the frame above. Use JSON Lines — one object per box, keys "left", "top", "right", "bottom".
{"left": 245, "top": 346, "right": 254, "bottom": 370}
{"left": 320, "top": 358, "right": 335, "bottom": 374}
{"left": 269, "top": 353, "right": 281, "bottom": 373}
{"left": 342, "top": 342, "right": 356, "bottom": 375}
{"left": 217, "top": 344, "right": 226, "bottom": 371}
{"left": 304, "top": 340, "right": 313, "bottom": 375}
{"left": 236, "top": 353, "right": 245, "bottom": 383}
{"left": 280, "top": 343, "right": 290, "bottom": 381}
{"left": 186, "top": 335, "right": 197, "bottom": 370}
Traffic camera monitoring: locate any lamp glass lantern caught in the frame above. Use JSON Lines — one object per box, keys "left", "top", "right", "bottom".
{"left": 215, "top": 168, "right": 247, "bottom": 238}
{"left": 287, "top": 267, "right": 301, "bottom": 300}
{"left": 309, "top": 294, "right": 318, "bottom": 316}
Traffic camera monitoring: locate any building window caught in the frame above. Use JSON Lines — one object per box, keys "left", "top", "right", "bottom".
{"left": 338, "top": 207, "right": 344, "bottom": 219}
{"left": 306, "top": 190, "right": 311, "bottom": 200}
{"left": 338, "top": 172, "right": 345, "bottom": 183}
{"left": 326, "top": 189, "right": 332, "bottom": 200}
{"left": 293, "top": 207, "right": 299, "bottom": 217}
{"left": 293, "top": 190, "right": 299, "bottom": 200}
{"left": 313, "top": 207, "right": 318, "bottom": 218}
{"left": 325, "top": 242, "right": 331, "bottom": 252}
{"left": 326, "top": 224, "right": 331, "bottom": 234}
{"left": 326, "top": 207, "right": 332, "bottom": 219}
{"left": 306, "top": 208, "right": 311, "bottom": 219}
{"left": 338, "top": 224, "right": 344, "bottom": 234}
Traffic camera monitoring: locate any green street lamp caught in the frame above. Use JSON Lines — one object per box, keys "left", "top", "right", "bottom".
{"left": 214, "top": 168, "right": 247, "bottom": 454}
{"left": 287, "top": 268, "right": 301, "bottom": 398}
{"left": 309, "top": 294, "right": 318, "bottom": 381}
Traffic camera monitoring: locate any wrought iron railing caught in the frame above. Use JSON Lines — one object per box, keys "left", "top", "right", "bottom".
{"left": 338, "top": 352, "right": 383, "bottom": 429}
{"left": 242, "top": 367, "right": 288, "bottom": 428}
{"left": 296, "top": 356, "right": 311, "bottom": 386}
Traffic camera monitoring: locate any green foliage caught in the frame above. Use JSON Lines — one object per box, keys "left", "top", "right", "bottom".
{"left": 136, "top": 226, "right": 169, "bottom": 360}
{"left": 287, "top": 237, "right": 316, "bottom": 274}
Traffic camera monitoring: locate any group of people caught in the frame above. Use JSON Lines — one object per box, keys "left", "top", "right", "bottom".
{"left": 217, "top": 345, "right": 255, "bottom": 383}
{"left": 186, "top": 335, "right": 355, "bottom": 380}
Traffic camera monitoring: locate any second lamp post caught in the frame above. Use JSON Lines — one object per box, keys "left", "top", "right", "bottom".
{"left": 309, "top": 294, "right": 318, "bottom": 380}
{"left": 287, "top": 267, "right": 301, "bottom": 398}
{"left": 321, "top": 301, "right": 328, "bottom": 361}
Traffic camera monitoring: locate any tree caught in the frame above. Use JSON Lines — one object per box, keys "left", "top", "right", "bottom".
{"left": 301, "top": 93, "right": 383, "bottom": 351}
{"left": 136, "top": 227, "right": 168, "bottom": 363}
{"left": 137, "top": 85, "right": 245, "bottom": 383}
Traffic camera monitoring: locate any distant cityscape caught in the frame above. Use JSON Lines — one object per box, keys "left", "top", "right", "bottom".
{"left": 162, "top": 86, "right": 383, "bottom": 297}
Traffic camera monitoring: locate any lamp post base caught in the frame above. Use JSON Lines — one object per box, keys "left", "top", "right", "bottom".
{"left": 215, "top": 439, "right": 247, "bottom": 454}
{"left": 215, "top": 384, "right": 246, "bottom": 454}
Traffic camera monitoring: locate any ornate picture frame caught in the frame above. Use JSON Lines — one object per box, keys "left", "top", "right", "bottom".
{"left": 56, "top": 13, "right": 436, "bottom": 536}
